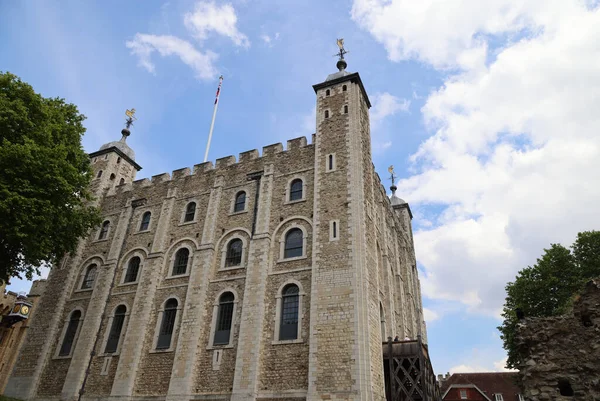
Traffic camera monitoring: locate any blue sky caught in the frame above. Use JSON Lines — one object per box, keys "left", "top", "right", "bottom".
{"left": 3, "top": 0, "right": 600, "bottom": 375}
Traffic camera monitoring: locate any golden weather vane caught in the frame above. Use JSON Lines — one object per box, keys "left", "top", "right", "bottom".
{"left": 334, "top": 38, "right": 349, "bottom": 59}
{"left": 388, "top": 165, "right": 397, "bottom": 187}
{"left": 124, "top": 108, "right": 137, "bottom": 129}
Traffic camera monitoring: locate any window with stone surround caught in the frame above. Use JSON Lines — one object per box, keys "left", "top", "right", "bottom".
{"left": 279, "top": 284, "right": 300, "bottom": 340}
{"left": 342, "top": 84, "right": 347, "bottom": 91}
{"left": 214, "top": 292, "right": 235, "bottom": 345}
{"left": 172, "top": 248, "right": 189, "bottom": 276}
{"left": 329, "top": 220, "right": 340, "bottom": 241}
{"left": 104, "top": 305, "right": 127, "bottom": 354}
{"left": 233, "top": 191, "right": 246, "bottom": 213}
{"left": 324, "top": 110, "right": 329, "bottom": 119}
{"left": 284, "top": 228, "right": 303, "bottom": 259}
{"left": 325, "top": 89, "right": 330, "bottom": 96}
{"left": 98, "top": 220, "right": 110, "bottom": 240}
{"left": 157, "top": 299, "right": 178, "bottom": 350}
{"left": 326, "top": 153, "right": 336, "bottom": 172}
{"left": 225, "top": 239, "right": 243, "bottom": 267}
{"left": 139, "top": 211, "right": 151, "bottom": 231}
{"left": 289, "top": 179, "right": 303, "bottom": 201}
{"left": 184, "top": 202, "right": 196, "bottom": 222}
{"left": 58, "top": 310, "right": 82, "bottom": 357}
{"left": 344, "top": 105, "right": 348, "bottom": 114}
{"left": 124, "top": 257, "right": 141, "bottom": 283}
{"left": 97, "top": 170, "right": 103, "bottom": 178}
{"left": 81, "top": 264, "right": 98, "bottom": 290}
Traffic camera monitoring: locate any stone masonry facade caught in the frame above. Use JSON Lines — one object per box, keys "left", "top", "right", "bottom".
{"left": 516, "top": 278, "right": 600, "bottom": 400}
{"left": 6, "top": 64, "right": 427, "bottom": 401}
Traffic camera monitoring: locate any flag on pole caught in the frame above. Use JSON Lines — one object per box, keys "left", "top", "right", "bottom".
{"left": 215, "top": 75, "right": 223, "bottom": 105}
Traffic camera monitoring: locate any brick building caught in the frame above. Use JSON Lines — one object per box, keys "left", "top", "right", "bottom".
{"left": 440, "top": 372, "right": 523, "bottom": 401}
{"left": 5, "top": 56, "right": 427, "bottom": 401}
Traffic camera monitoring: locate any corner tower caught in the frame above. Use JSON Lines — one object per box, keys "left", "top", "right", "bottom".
{"left": 308, "top": 42, "right": 385, "bottom": 400}
{"left": 88, "top": 116, "right": 142, "bottom": 198}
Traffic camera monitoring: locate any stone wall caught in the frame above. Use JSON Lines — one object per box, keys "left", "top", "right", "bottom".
{"left": 516, "top": 278, "right": 600, "bottom": 400}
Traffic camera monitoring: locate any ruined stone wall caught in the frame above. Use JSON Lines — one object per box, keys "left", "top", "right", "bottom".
{"left": 517, "top": 278, "right": 600, "bottom": 400}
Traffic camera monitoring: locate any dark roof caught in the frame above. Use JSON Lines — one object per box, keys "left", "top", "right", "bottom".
{"left": 441, "top": 372, "right": 521, "bottom": 401}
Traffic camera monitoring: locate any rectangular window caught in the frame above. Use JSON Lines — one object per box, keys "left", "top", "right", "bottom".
{"left": 329, "top": 220, "right": 340, "bottom": 241}
{"left": 460, "top": 389, "right": 467, "bottom": 399}
{"left": 495, "top": 394, "right": 504, "bottom": 401}
{"left": 214, "top": 303, "right": 234, "bottom": 345}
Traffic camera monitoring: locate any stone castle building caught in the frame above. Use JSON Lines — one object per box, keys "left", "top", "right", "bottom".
{"left": 6, "top": 57, "right": 427, "bottom": 401}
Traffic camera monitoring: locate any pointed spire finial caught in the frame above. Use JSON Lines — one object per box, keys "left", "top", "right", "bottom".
{"left": 388, "top": 165, "right": 397, "bottom": 194}
{"left": 121, "top": 108, "right": 137, "bottom": 142}
{"left": 334, "top": 38, "right": 349, "bottom": 71}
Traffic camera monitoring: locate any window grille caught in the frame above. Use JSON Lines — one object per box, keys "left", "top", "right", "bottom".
{"left": 289, "top": 179, "right": 303, "bottom": 201}
{"left": 280, "top": 285, "right": 299, "bottom": 340}
{"left": 157, "top": 299, "right": 178, "bottom": 349}
{"left": 225, "top": 239, "right": 243, "bottom": 267}
{"left": 172, "top": 248, "right": 189, "bottom": 276}
{"left": 81, "top": 264, "right": 98, "bottom": 289}
{"left": 105, "top": 305, "right": 126, "bottom": 353}
{"left": 214, "top": 292, "right": 234, "bottom": 345}
{"left": 234, "top": 192, "right": 246, "bottom": 212}
{"left": 124, "top": 257, "right": 140, "bottom": 283}
{"left": 184, "top": 202, "right": 196, "bottom": 222}
{"left": 140, "top": 212, "right": 151, "bottom": 231}
{"left": 98, "top": 221, "right": 110, "bottom": 240}
{"left": 59, "top": 310, "right": 81, "bottom": 356}
{"left": 284, "top": 229, "right": 303, "bottom": 258}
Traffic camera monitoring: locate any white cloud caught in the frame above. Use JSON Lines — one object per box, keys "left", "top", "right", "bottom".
{"left": 449, "top": 364, "right": 490, "bottom": 374}
{"left": 493, "top": 357, "right": 517, "bottom": 372}
{"left": 184, "top": 1, "right": 249, "bottom": 48}
{"left": 371, "top": 92, "right": 411, "bottom": 126}
{"left": 353, "top": 0, "right": 600, "bottom": 318}
{"left": 261, "top": 32, "right": 280, "bottom": 47}
{"left": 423, "top": 307, "right": 440, "bottom": 323}
{"left": 126, "top": 34, "right": 218, "bottom": 81}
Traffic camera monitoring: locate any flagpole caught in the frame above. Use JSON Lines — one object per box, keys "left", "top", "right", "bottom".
{"left": 204, "top": 75, "right": 223, "bottom": 163}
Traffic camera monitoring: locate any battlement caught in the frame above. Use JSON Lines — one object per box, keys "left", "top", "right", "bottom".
{"left": 102, "top": 135, "right": 315, "bottom": 198}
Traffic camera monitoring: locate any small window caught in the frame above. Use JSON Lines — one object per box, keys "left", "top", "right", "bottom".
{"left": 117, "top": 157, "right": 121, "bottom": 164}
{"left": 157, "top": 299, "right": 178, "bottom": 349}
{"left": 325, "top": 89, "right": 330, "bottom": 96}
{"left": 284, "top": 228, "right": 303, "bottom": 259}
{"left": 140, "top": 211, "right": 151, "bottom": 231}
{"left": 98, "top": 220, "right": 110, "bottom": 240}
{"left": 324, "top": 110, "right": 329, "bottom": 119}
{"left": 327, "top": 154, "right": 336, "bottom": 172}
{"left": 330, "top": 220, "right": 338, "bottom": 240}
{"left": 110, "top": 173, "right": 116, "bottom": 180}
{"left": 460, "top": 389, "right": 467, "bottom": 399}
{"left": 124, "top": 257, "right": 140, "bottom": 283}
{"left": 558, "top": 379, "right": 574, "bottom": 396}
{"left": 172, "top": 248, "right": 189, "bottom": 276}
{"left": 184, "top": 202, "right": 196, "bottom": 222}
{"left": 225, "top": 239, "right": 243, "bottom": 267}
{"left": 344, "top": 105, "right": 348, "bottom": 114}
{"left": 104, "top": 305, "right": 126, "bottom": 354}
{"left": 81, "top": 264, "right": 98, "bottom": 289}
{"left": 289, "top": 179, "right": 303, "bottom": 201}
{"left": 494, "top": 394, "right": 504, "bottom": 401}
{"left": 59, "top": 310, "right": 82, "bottom": 356}
{"left": 234, "top": 191, "right": 246, "bottom": 213}
{"left": 342, "top": 85, "right": 347, "bottom": 91}
{"left": 280, "top": 284, "right": 299, "bottom": 340}
{"left": 97, "top": 170, "right": 103, "bottom": 178}
{"left": 119, "top": 178, "right": 125, "bottom": 185}
{"left": 214, "top": 292, "right": 234, "bottom": 345}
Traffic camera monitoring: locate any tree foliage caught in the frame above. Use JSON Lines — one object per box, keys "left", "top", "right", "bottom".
{"left": 498, "top": 231, "right": 600, "bottom": 369}
{"left": 0, "top": 71, "right": 100, "bottom": 282}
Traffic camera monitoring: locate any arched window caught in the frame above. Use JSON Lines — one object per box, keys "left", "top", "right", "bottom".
{"left": 325, "top": 89, "right": 330, "bottom": 97}
{"left": 172, "top": 248, "right": 189, "bottom": 276}
{"left": 280, "top": 284, "right": 300, "bottom": 340}
{"left": 98, "top": 220, "right": 110, "bottom": 240}
{"left": 184, "top": 202, "right": 196, "bottom": 222}
{"left": 344, "top": 105, "right": 348, "bottom": 114}
{"left": 289, "top": 179, "right": 303, "bottom": 201}
{"left": 97, "top": 170, "right": 103, "bottom": 178}
{"left": 117, "top": 157, "right": 121, "bottom": 164}
{"left": 157, "top": 299, "right": 178, "bottom": 349}
{"left": 105, "top": 305, "right": 127, "bottom": 354}
{"left": 284, "top": 228, "right": 303, "bottom": 259}
{"left": 81, "top": 264, "right": 98, "bottom": 289}
{"left": 234, "top": 191, "right": 246, "bottom": 213}
{"left": 140, "top": 211, "right": 151, "bottom": 231}
{"left": 342, "top": 85, "right": 347, "bottom": 92}
{"left": 110, "top": 173, "right": 116, "bottom": 180}
{"left": 124, "top": 257, "right": 140, "bottom": 283}
{"left": 324, "top": 110, "right": 329, "bottom": 119}
{"left": 119, "top": 178, "right": 125, "bottom": 185}
{"left": 225, "top": 239, "right": 243, "bottom": 267}
{"left": 214, "top": 292, "right": 234, "bottom": 345}
{"left": 59, "top": 310, "right": 82, "bottom": 356}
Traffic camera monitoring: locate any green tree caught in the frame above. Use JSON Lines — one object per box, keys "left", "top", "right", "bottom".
{"left": 498, "top": 231, "right": 600, "bottom": 369}
{"left": 0, "top": 72, "right": 100, "bottom": 282}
